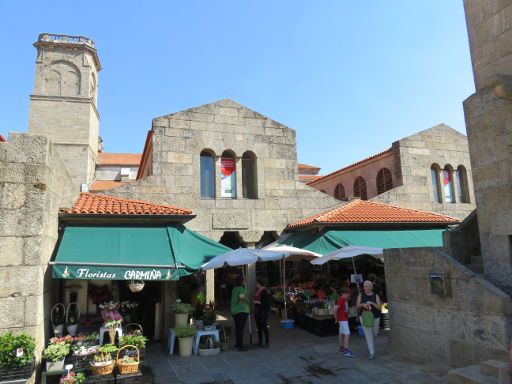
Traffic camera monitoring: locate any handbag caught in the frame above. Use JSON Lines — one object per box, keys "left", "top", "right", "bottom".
{"left": 361, "top": 310, "right": 375, "bottom": 327}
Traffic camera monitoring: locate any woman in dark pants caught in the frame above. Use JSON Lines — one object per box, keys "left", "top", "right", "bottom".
{"left": 253, "top": 279, "right": 271, "bottom": 347}
{"left": 230, "top": 275, "right": 249, "bottom": 351}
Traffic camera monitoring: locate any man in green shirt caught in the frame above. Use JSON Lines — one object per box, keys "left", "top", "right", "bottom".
{"left": 231, "top": 275, "right": 250, "bottom": 351}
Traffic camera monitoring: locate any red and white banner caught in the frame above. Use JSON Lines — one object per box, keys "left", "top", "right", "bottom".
{"left": 221, "top": 157, "right": 236, "bottom": 198}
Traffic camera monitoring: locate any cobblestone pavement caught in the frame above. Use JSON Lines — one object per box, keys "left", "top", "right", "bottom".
{"left": 144, "top": 315, "right": 450, "bottom": 384}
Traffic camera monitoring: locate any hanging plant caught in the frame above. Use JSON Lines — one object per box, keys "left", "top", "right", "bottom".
{"left": 128, "top": 281, "right": 145, "bottom": 293}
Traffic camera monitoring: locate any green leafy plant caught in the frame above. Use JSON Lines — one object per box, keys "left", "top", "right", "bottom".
{"left": 82, "top": 332, "right": 99, "bottom": 343}
{"left": 119, "top": 355, "right": 137, "bottom": 364}
{"left": 175, "top": 326, "right": 196, "bottom": 338}
{"left": 97, "top": 344, "right": 118, "bottom": 354}
{"left": 103, "top": 319, "right": 122, "bottom": 329}
{"left": 92, "top": 353, "right": 112, "bottom": 365}
{"left": 171, "top": 303, "right": 193, "bottom": 314}
{"left": 202, "top": 303, "right": 217, "bottom": 326}
{"left": 42, "top": 343, "right": 70, "bottom": 362}
{"left": 0, "top": 332, "right": 35, "bottom": 367}
{"left": 119, "top": 334, "right": 147, "bottom": 350}
{"left": 67, "top": 311, "right": 79, "bottom": 325}
{"left": 59, "top": 371, "right": 85, "bottom": 384}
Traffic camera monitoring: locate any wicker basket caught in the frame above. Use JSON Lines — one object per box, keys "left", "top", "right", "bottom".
{"left": 116, "top": 345, "right": 139, "bottom": 375}
{"left": 90, "top": 360, "right": 115, "bottom": 376}
{"left": 198, "top": 337, "right": 220, "bottom": 357}
{"left": 123, "top": 323, "right": 143, "bottom": 335}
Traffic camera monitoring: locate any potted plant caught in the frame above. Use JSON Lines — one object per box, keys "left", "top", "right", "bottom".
{"left": 42, "top": 342, "right": 70, "bottom": 372}
{"left": 0, "top": 332, "right": 36, "bottom": 381}
{"left": 198, "top": 336, "right": 220, "bottom": 357}
{"left": 90, "top": 352, "right": 115, "bottom": 375}
{"left": 218, "top": 325, "right": 231, "bottom": 352}
{"left": 119, "top": 334, "right": 147, "bottom": 361}
{"left": 128, "top": 280, "right": 145, "bottom": 293}
{"left": 202, "top": 303, "right": 217, "bottom": 330}
{"left": 175, "top": 326, "right": 196, "bottom": 357}
{"left": 59, "top": 371, "right": 85, "bottom": 384}
{"left": 103, "top": 319, "right": 122, "bottom": 345}
{"left": 66, "top": 303, "right": 80, "bottom": 337}
{"left": 51, "top": 303, "right": 66, "bottom": 336}
{"left": 171, "top": 301, "right": 193, "bottom": 328}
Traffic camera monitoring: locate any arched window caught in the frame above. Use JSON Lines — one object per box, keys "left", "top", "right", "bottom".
{"left": 442, "top": 165, "right": 456, "bottom": 203}
{"left": 334, "top": 184, "right": 345, "bottom": 200}
{"left": 353, "top": 177, "right": 367, "bottom": 200}
{"left": 242, "top": 151, "right": 257, "bottom": 199}
{"left": 456, "top": 165, "right": 470, "bottom": 203}
{"left": 376, "top": 168, "right": 393, "bottom": 194}
{"left": 200, "top": 150, "right": 215, "bottom": 198}
{"left": 221, "top": 150, "right": 237, "bottom": 198}
{"left": 45, "top": 70, "right": 62, "bottom": 95}
{"left": 431, "top": 164, "right": 442, "bottom": 203}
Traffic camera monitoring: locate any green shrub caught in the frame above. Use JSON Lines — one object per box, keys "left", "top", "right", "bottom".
{"left": 0, "top": 332, "right": 35, "bottom": 367}
{"left": 97, "top": 344, "right": 118, "bottom": 354}
{"left": 171, "top": 303, "right": 193, "bottom": 314}
{"left": 119, "top": 334, "right": 147, "bottom": 350}
{"left": 42, "top": 343, "right": 70, "bottom": 362}
{"left": 175, "top": 326, "right": 196, "bottom": 338}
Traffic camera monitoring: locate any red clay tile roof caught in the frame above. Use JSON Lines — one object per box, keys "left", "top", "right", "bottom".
{"left": 65, "top": 193, "right": 192, "bottom": 215}
{"left": 308, "top": 148, "right": 393, "bottom": 185}
{"left": 287, "top": 199, "right": 459, "bottom": 229}
{"left": 98, "top": 152, "right": 142, "bottom": 166}
{"left": 298, "top": 163, "right": 321, "bottom": 171}
{"left": 89, "top": 181, "right": 128, "bottom": 191}
{"left": 299, "top": 175, "right": 323, "bottom": 182}
{"left": 0, "top": 134, "right": 5, "bottom": 142}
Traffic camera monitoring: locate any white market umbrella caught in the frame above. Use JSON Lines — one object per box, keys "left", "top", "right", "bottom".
{"left": 310, "top": 246, "right": 383, "bottom": 265}
{"left": 262, "top": 244, "right": 322, "bottom": 321}
{"left": 200, "top": 248, "right": 285, "bottom": 270}
{"left": 200, "top": 247, "right": 286, "bottom": 344}
{"left": 311, "top": 245, "right": 383, "bottom": 294}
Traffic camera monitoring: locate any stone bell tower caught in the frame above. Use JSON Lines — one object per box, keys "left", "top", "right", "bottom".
{"left": 28, "top": 33, "right": 101, "bottom": 190}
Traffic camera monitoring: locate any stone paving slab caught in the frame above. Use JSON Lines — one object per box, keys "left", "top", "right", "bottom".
{"left": 144, "top": 314, "right": 451, "bottom": 384}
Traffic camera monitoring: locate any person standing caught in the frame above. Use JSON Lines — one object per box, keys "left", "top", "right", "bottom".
{"left": 231, "top": 275, "right": 250, "bottom": 351}
{"left": 253, "top": 279, "right": 270, "bottom": 348}
{"left": 357, "top": 280, "right": 381, "bottom": 359}
{"left": 335, "top": 287, "right": 354, "bottom": 357}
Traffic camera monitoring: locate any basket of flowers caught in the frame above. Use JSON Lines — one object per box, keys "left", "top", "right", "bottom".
{"left": 59, "top": 371, "right": 85, "bottom": 384}
{"left": 116, "top": 345, "right": 139, "bottom": 375}
{"left": 90, "top": 352, "right": 115, "bottom": 375}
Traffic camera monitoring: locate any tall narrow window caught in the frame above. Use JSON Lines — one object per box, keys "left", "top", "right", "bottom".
{"left": 334, "top": 184, "right": 345, "bottom": 200}
{"left": 431, "top": 164, "right": 442, "bottom": 203}
{"left": 221, "top": 150, "right": 237, "bottom": 198}
{"left": 456, "top": 165, "right": 470, "bottom": 203}
{"left": 200, "top": 150, "right": 215, "bottom": 198}
{"left": 443, "top": 165, "right": 456, "bottom": 203}
{"left": 353, "top": 177, "right": 367, "bottom": 200}
{"left": 376, "top": 168, "right": 393, "bottom": 194}
{"left": 242, "top": 151, "right": 257, "bottom": 199}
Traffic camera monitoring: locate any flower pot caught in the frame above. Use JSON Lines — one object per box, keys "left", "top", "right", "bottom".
{"left": 174, "top": 313, "right": 188, "bottom": 328}
{"left": 128, "top": 282, "right": 145, "bottom": 293}
{"left": 67, "top": 323, "right": 78, "bottom": 336}
{"left": 53, "top": 324, "right": 64, "bottom": 336}
{"left": 46, "top": 358, "right": 65, "bottom": 372}
{"left": 178, "top": 337, "right": 193, "bottom": 357}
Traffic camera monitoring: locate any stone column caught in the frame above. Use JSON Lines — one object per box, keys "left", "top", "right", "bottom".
{"left": 205, "top": 269, "right": 215, "bottom": 305}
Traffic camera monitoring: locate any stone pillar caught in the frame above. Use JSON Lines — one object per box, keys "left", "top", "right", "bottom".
{"left": 205, "top": 269, "right": 215, "bottom": 305}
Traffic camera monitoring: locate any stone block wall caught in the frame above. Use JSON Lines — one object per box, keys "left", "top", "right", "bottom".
{"left": 105, "top": 99, "right": 339, "bottom": 242}
{"left": 463, "top": 0, "right": 512, "bottom": 286}
{"left": 374, "top": 124, "right": 475, "bottom": 220}
{"left": 385, "top": 247, "right": 511, "bottom": 367}
{"left": 0, "top": 133, "right": 75, "bottom": 370}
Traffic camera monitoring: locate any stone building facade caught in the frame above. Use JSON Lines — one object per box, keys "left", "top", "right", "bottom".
{"left": 104, "top": 100, "right": 339, "bottom": 244}
{"left": 463, "top": 0, "right": 512, "bottom": 288}
{"left": 28, "top": 33, "right": 101, "bottom": 190}
{"left": 309, "top": 124, "right": 476, "bottom": 220}
{"left": 0, "top": 134, "right": 75, "bottom": 370}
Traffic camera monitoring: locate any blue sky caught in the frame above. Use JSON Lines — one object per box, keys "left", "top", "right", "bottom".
{"left": 0, "top": 1, "right": 474, "bottom": 174}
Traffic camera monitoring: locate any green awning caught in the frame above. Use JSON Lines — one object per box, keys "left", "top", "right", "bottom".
{"left": 52, "top": 225, "right": 230, "bottom": 281}
{"left": 278, "top": 229, "right": 446, "bottom": 255}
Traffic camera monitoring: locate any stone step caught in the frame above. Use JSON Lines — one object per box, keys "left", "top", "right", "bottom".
{"left": 479, "top": 360, "right": 504, "bottom": 378}
{"left": 448, "top": 365, "right": 499, "bottom": 384}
